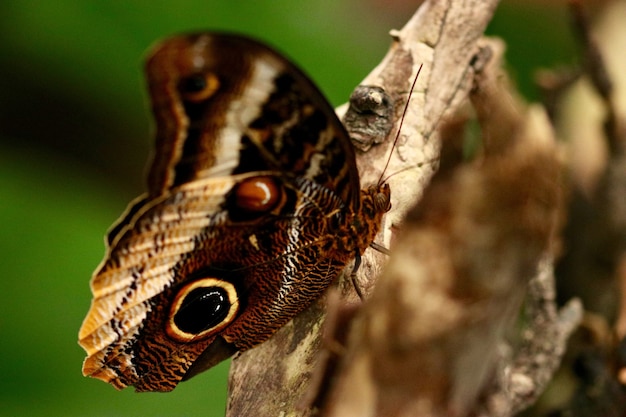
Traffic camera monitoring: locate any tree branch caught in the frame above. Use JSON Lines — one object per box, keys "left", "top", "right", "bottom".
{"left": 319, "top": 34, "right": 575, "bottom": 416}
{"left": 223, "top": 1, "right": 577, "bottom": 416}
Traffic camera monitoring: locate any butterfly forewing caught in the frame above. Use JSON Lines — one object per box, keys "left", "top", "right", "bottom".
{"left": 78, "top": 33, "right": 389, "bottom": 392}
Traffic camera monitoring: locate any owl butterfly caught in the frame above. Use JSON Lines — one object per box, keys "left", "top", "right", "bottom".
{"left": 78, "top": 33, "right": 390, "bottom": 392}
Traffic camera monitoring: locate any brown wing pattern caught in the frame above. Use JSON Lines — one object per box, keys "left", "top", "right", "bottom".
{"left": 78, "top": 33, "right": 389, "bottom": 392}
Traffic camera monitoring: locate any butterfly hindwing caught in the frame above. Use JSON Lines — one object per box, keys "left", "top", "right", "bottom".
{"left": 78, "top": 33, "right": 389, "bottom": 392}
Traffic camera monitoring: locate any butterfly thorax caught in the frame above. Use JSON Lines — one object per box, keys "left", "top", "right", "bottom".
{"left": 328, "top": 183, "right": 390, "bottom": 257}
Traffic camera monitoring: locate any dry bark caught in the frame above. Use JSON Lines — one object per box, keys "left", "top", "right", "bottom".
{"left": 225, "top": 1, "right": 581, "bottom": 416}
{"left": 525, "top": 1, "right": 626, "bottom": 415}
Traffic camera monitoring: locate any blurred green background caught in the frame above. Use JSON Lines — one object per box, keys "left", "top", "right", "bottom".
{"left": 0, "top": 1, "right": 576, "bottom": 416}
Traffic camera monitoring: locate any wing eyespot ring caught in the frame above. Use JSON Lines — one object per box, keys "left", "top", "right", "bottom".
{"left": 227, "top": 176, "right": 283, "bottom": 221}
{"left": 167, "top": 278, "right": 239, "bottom": 342}
{"left": 178, "top": 72, "right": 220, "bottom": 102}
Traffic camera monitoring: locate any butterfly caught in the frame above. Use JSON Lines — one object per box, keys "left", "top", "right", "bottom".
{"left": 78, "top": 33, "right": 390, "bottom": 392}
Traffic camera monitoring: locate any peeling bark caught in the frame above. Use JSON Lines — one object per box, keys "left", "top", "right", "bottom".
{"left": 225, "top": 1, "right": 582, "bottom": 416}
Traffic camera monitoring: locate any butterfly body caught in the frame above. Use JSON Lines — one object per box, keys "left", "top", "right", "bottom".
{"left": 79, "top": 33, "right": 389, "bottom": 392}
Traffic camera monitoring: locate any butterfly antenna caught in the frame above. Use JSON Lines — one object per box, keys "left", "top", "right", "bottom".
{"left": 378, "top": 63, "right": 424, "bottom": 185}
{"left": 379, "top": 154, "right": 440, "bottom": 184}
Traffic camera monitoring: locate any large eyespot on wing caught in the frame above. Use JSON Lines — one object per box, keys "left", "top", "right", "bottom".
{"left": 167, "top": 277, "right": 240, "bottom": 342}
